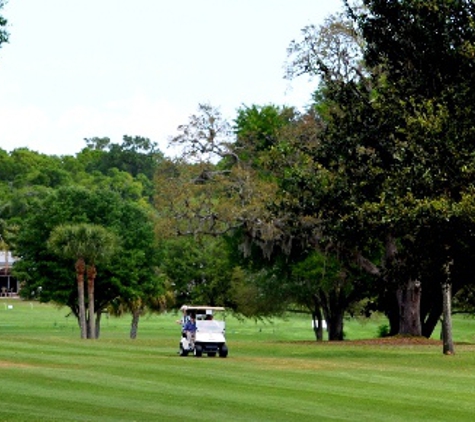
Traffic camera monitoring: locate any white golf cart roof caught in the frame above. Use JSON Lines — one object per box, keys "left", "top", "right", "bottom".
{"left": 180, "top": 305, "right": 225, "bottom": 312}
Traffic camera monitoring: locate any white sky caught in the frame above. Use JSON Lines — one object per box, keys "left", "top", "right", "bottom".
{"left": 0, "top": 0, "right": 343, "bottom": 157}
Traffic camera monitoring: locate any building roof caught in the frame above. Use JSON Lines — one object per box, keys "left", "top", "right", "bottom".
{"left": 0, "top": 251, "right": 16, "bottom": 268}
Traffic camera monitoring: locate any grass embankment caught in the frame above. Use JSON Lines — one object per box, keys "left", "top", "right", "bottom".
{"left": 1, "top": 300, "right": 475, "bottom": 421}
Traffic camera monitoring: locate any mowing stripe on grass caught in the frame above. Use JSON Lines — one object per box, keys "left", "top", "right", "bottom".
{"left": 2, "top": 302, "right": 475, "bottom": 421}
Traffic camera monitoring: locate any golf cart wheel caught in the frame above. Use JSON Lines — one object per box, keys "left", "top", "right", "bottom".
{"left": 219, "top": 345, "right": 228, "bottom": 358}
{"left": 194, "top": 345, "right": 203, "bottom": 357}
{"left": 179, "top": 344, "right": 188, "bottom": 357}
{"left": 207, "top": 352, "right": 216, "bottom": 357}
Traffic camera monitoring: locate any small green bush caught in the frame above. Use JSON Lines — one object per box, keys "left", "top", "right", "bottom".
{"left": 377, "top": 323, "right": 391, "bottom": 338}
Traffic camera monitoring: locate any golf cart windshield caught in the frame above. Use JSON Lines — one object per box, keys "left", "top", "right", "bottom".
{"left": 197, "top": 320, "right": 225, "bottom": 333}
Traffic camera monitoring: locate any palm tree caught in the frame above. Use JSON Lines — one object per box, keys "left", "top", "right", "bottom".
{"left": 81, "top": 225, "right": 118, "bottom": 338}
{"left": 48, "top": 223, "right": 118, "bottom": 339}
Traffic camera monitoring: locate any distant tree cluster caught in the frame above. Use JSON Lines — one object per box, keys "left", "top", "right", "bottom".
{"left": 1, "top": 138, "right": 165, "bottom": 339}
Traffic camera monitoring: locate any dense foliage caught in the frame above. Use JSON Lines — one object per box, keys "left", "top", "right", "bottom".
{"left": 0, "top": 138, "right": 164, "bottom": 338}
{"left": 4, "top": 1, "right": 475, "bottom": 349}
{"left": 155, "top": 1, "right": 475, "bottom": 348}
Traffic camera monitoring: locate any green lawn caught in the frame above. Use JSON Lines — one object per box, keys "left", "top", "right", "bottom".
{"left": 1, "top": 300, "right": 475, "bottom": 421}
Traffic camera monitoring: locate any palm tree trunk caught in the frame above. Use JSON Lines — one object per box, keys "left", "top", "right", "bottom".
{"left": 87, "top": 265, "right": 97, "bottom": 339}
{"left": 442, "top": 259, "right": 455, "bottom": 355}
{"left": 75, "top": 258, "right": 87, "bottom": 339}
{"left": 442, "top": 282, "right": 454, "bottom": 354}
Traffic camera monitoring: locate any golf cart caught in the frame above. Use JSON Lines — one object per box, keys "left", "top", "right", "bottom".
{"left": 178, "top": 305, "right": 229, "bottom": 358}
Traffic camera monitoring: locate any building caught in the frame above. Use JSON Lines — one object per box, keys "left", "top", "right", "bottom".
{"left": 0, "top": 251, "right": 19, "bottom": 297}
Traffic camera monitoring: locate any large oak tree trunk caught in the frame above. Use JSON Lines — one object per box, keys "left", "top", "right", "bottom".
{"left": 396, "top": 279, "right": 422, "bottom": 336}
{"left": 75, "top": 258, "right": 87, "bottom": 339}
{"left": 322, "top": 291, "right": 345, "bottom": 341}
{"left": 326, "top": 311, "right": 344, "bottom": 341}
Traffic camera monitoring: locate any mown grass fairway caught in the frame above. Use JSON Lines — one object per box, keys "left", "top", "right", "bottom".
{"left": 1, "top": 300, "right": 475, "bottom": 421}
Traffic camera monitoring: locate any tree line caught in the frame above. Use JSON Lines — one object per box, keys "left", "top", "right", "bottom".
{"left": 2, "top": 1, "right": 475, "bottom": 353}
